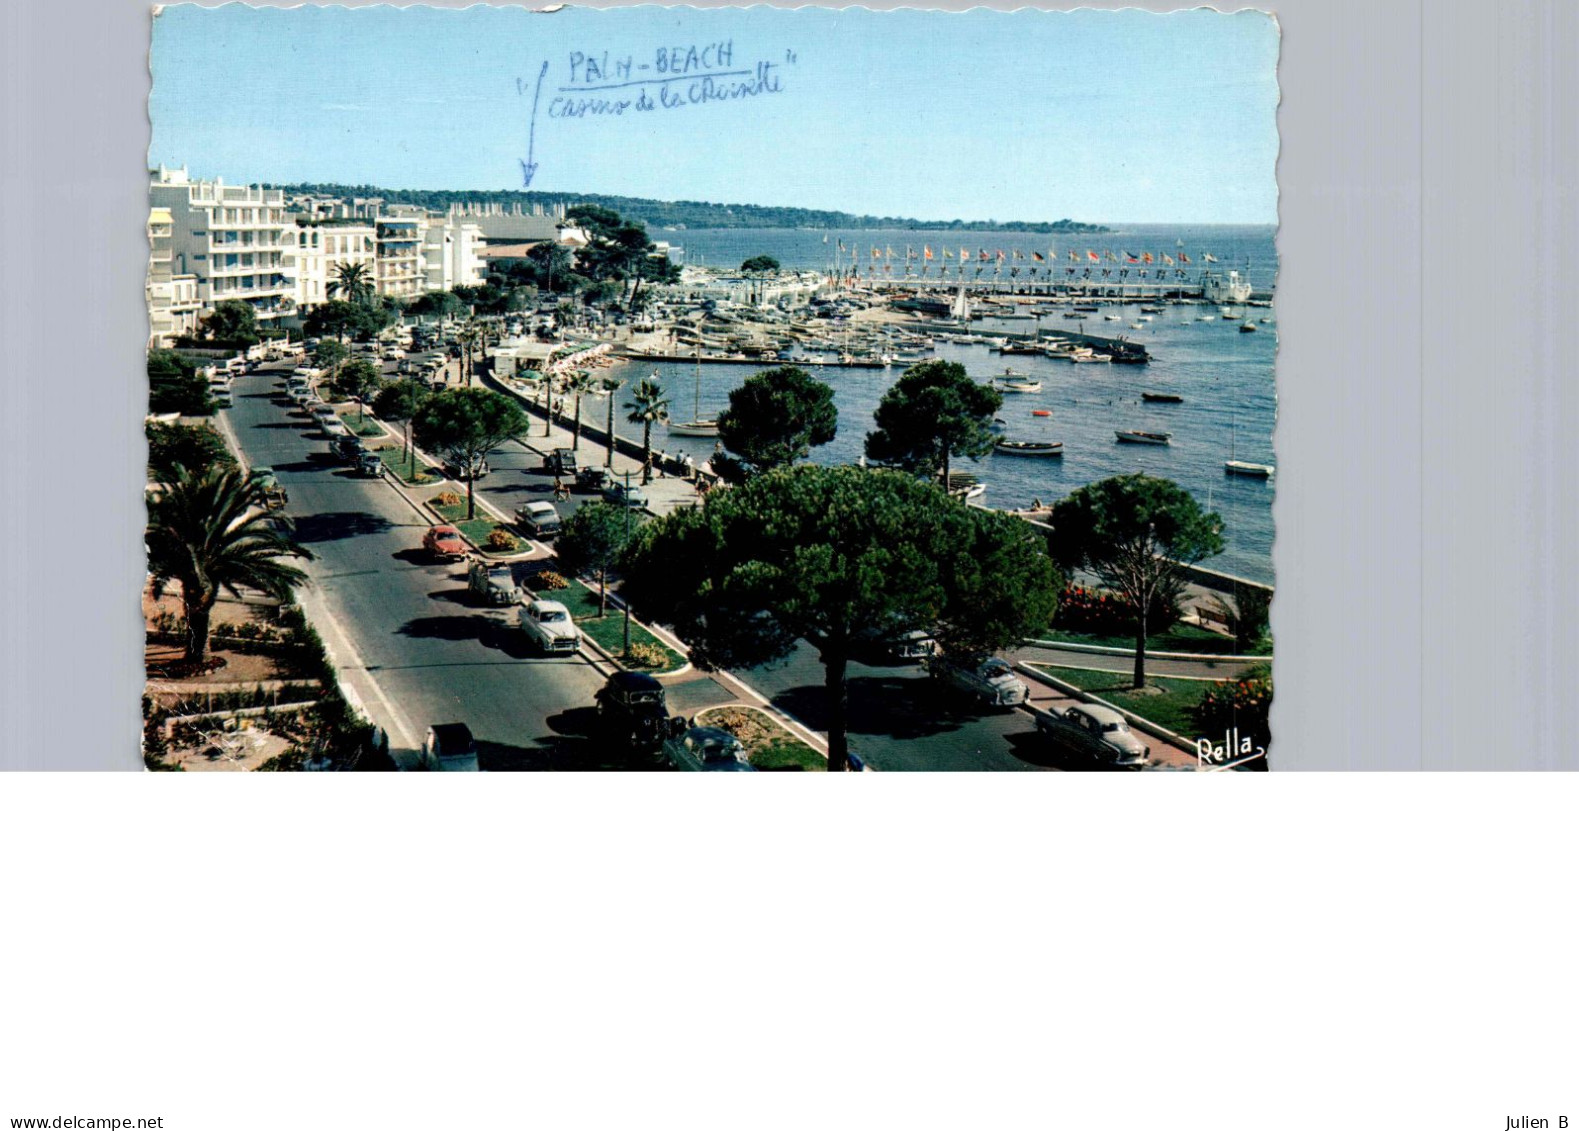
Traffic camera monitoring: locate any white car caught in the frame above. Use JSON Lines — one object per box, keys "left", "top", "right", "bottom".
{"left": 1038, "top": 704, "right": 1150, "bottom": 767}
{"left": 518, "top": 599, "right": 581, "bottom": 655}
{"left": 516, "top": 501, "right": 561, "bottom": 538}
{"left": 929, "top": 655, "right": 1030, "bottom": 708}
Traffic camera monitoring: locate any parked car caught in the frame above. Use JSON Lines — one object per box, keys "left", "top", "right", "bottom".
{"left": 1037, "top": 704, "right": 1150, "bottom": 767}
{"left": 928, "top": 655, "right": 1030, "bottom": 708}
{"left": 602, "top": 481, "right": 649, "bottom": 508}
{"left": 543, "top": 448, "right": 579, "bottom": 477}
{"left": 443, "top": 455, "right": 490, "bottom": 481}
{"left": 252, "top": 466, "right": 287, "bottom": 508}
{"left": 594, "top": 670, "right": 684, "bottom": 749}
{"left": 310, "top": 403, "right": 337, "bottom": 422}
{"left": 663, "top": 725, "right": 757, "bottom": 772}
{"left": 575, "top": 466, "right": 612, "bottom": 492}
{"left": 332, "top": 434, "right": 364, "bottom": 462}
{"left": 423, "top": 525, "right": 467, "bottom": 561}
{"left": 421, "top": 723, "right": 478, "bottom": 772}
{"left": 208, "top": 384, "right": 233, "bottom": 408}
{"left": 352, "top": 451, "right": 385, "bottom": 479}
{"left": 518, "top": 599, "right": 581, "bottom": 655}
{"left": 515, "top": 500, "right": 561, "bottom": 538}
{"left": 468, "top": 561, "right": 524, "bottom": 606}
{"left": 887, "top": 629, "right": 937, "bottom": 662}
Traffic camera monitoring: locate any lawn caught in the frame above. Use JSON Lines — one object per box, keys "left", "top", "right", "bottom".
{"left": 542, "top": 577, "right": 687, "bottom": 675}
{"left": 696, "top": 705, "right": 825, "bottom": 771}
{"left": 1026, "top": 664, "right": 1227, "bottom": 739}
{"left": 430, "top": 497, "right": 517, "bottom": 549}
{"left": 377, "top": 447, "right": 439, "bottom": 486}
{"left": 335, "top": 410, "right": 385, "bottom": 438}
{"left": 1037, "top": 623, "right": 1272, "bottom": 656}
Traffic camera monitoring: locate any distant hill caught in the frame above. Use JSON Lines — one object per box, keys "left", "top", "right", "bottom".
{"left": 267, "top": 183, "right": 1109, "bottom": 234}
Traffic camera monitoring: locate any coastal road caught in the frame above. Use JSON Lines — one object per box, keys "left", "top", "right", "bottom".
{"left": 738, "top": 643, "right": 1062, "bottom": 772}
{"left": 222, "top": 362, "right": 655, "bottom": 771}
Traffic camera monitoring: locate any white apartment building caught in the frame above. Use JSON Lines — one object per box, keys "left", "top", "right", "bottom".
{"left": 422, "top": 218, "right": 486, "bottom": 292}
{"left": 284, "top": 219, "right": 377, "bottom": 311}
{"left": 375, "top": 207, "right": 427, "bottom": 299}
{"left": 147, "top": 206, "right": 205, "bottom": 348}
{"left": 148, "top": 165, "right": 293, "bottom": 324}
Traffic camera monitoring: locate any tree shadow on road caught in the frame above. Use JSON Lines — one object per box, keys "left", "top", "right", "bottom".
{"left": 396, "top": 614, "right": 492, "bottom": 646}
{"left": 289, "top": 511, "right": 394, "bottom": 544}
{"left": 467, "top": 709, "right": 673, "bottom": 771}
{"left": 770, "top": 675, "right": 977, "bottom": 741}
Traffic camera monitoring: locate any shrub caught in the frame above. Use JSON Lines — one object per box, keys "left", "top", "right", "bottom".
{"left": 622, "top": 642, "right": 668, "bottom": 669}
{"left": 1051, "top": 583, "right": 1183, "bottom": 637}
{"left": 1194, "top": 667, "right": 1273, "bottom": 753}
{"left": 433, "top": 491, "right": 463, "bottom": 507}
{"left": 485, "top": 528, "right": 519, "bottom": 552}
{"left": 532, "top": 570, "right": 569, "bottom": 591}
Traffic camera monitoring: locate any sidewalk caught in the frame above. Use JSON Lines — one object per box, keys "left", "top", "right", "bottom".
{"left": 487, "top": 371, "right": 709, "bottom": 518}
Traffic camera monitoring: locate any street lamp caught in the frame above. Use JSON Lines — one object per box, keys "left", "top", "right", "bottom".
{"left": 622, "top": 468, "right": 633, "bottom": 655}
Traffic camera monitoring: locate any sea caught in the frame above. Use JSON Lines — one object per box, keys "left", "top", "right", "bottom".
{"left": 598, "top": 223, "right": 1277, "bottom": 585}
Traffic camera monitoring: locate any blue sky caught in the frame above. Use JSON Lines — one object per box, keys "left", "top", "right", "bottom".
{"left": 150, "top": 5, "right": 1279, "bottom": 225}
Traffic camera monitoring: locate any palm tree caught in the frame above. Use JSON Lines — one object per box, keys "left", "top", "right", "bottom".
{"left": 327, "top": 261, "right": 374, "bottom": 306}
{"left": 624, "top": 375, "right": 670, "bottom": 484}
{"left": 147, "top": 465, "right": 313, "bottom": 666}
{"left": 601, "top": 376, "right": 625, "bottom": 468}
{"left": 459, "top": 322, "right": 482, "bottom": 387}
{"left": 565, "top": 370, "right": 597, "bottom": 452}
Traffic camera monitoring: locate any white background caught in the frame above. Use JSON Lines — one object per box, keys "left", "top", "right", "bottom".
{"left": 1, "top": 0, "right": 1576, "bottom": 1127}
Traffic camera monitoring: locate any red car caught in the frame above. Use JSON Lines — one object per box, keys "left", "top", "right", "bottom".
{"left": 422, "top": 524, "right": 467, "bottom": 561}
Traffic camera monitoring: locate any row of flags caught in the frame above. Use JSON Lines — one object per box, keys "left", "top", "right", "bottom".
{"left": 831, "top": 238, "right": 1220, "bottom": 265}
{"left": 831, "top": 264, "right": 1201, "bottom": 279}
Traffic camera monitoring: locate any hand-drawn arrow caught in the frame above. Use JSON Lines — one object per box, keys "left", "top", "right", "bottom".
{"left": 520, "top": 60, "right": 548, "bottom": 188}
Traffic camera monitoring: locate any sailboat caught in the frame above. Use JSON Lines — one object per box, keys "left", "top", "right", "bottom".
{"left": 668, "top": 356, "right": 719, "bottom": 437}
{"left": 1224, "top": 415, "right": 1274, "bottom": 477}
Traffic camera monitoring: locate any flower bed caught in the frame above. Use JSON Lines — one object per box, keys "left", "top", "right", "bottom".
{"left": 695, "top": 705, "right": 825, "bottom": 771}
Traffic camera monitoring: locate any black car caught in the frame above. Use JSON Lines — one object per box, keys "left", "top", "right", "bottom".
{"left": 442, "top": 455, "right": 490, "bottom": 480}
{"left": 332, "top": 435, "right": 365, "bottom": 463}
{"left": 594, "top": 671, "right": 684, "bottom": 750}
{"left": 543, "top": 448, "right": 579, "bottom": 477}
{"left": 352, "top": 451, "right": 385, "bottom": 478}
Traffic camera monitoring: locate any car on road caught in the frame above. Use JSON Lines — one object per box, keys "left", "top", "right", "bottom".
{"left": 887, "top": 629, "right": 937, "bottom": 662}
{"left": 442, "top": 455, "right": 490, "bottom": 481}
{"left": 321, "top": 418, "right": 352, "bottom": 442}
{"left": 1037, "top": 704, "right": 1150, "bottom": 767}
{"left": 602, "top": 481, "right": 649, "bottom": 508}
{"left": 468, "top": 561, "right": 525, "bottom": 606}
{"left": 595, "top": 670, "right": 684, "bottom": 750}
{"left": 518, "top": 599, "right": 581, "bottom": 654}
{"left": 352, "top": 451, "right": 385, "bottom": 479}
{"left": 543, "top": 448, "right": 579, "bottom": 477}
{"left": 423, "top": 525, "right": 467, "bottom": 562}
{"left": 928, "top": 654, "right": 1031, "bottom": 708}
{"left": 208, "top": 384, "right": 233, "bottom": 408}
{"left": 310, "top": 403, "right": 337, "bottom": 422}
{"left": 332, "top": 434, "right": 364, "bottom": 462}
{"left": 663, "top": 725, "right": 757, "bottom": 772}
{"left": 252, "top": 466, "right": 287, "bottom": 508}
{"left": 421, "top": 723, "right": 479, "bottom": 772}
{"left": 515, "top": 500, "right": 561, "bottom": 538}
{"left": 576, "top": 466, "right": 612, "bottom": 492}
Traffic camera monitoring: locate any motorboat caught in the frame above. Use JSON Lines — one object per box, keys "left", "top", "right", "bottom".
{"left": 993, "top": 370, "right": 1042, "bottom": 393}
{"left": 1030, "top": 409, "right": 1052, "bottom": 417}
{"left": 1115, "top": 430, "right": 1172, "bottom": 445}
{"left": 1141, "top": 392, "right": 1183, "bottom": 404}
{"left": 994, "top": 440, "right": 1063, "bottom": 457}
{"left": 1069, "top": 352, "right": 1111, "bottom": 364}
{"left": 1225, "top": 460, "right": 1275, "bottom": 477}
{"left": 1104, "top": 314, "right": 1121, "bottom": 321}
{"left": 1129, "top": 322, "right": 1145, "bottom": 329}
{"left": 1239, "top": 322, "right": 1257, "bottom": 333}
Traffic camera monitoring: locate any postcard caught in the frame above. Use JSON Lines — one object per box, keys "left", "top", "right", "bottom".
{"left": 145, "top": 4, "right": 1279, "bottom": 772}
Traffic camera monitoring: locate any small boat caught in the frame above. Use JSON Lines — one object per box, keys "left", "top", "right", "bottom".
{"left": 1259, "top": 317, "right": 1273, "bottom": 324}
{"left": 1062, "top": 312, "right": 1087, "bottom": 320}
{"left": 1115, "top": 430, "right": 1172, "bottom": 445}
{"left": 1069, "top": 352, "right": 1111, "bottom": 364}
{"left": 1139, "top": 306, "right": 1163, "bottom": 314}
{"left": 995, "top": 440, "right": 1064, "bottom": 457}
{"left": 668, "top": 359, "right": 719, "bottom": 437}
{"left": 1225, "top": 460, "right": 1275, "bottom": 478}
{"left": 1239, "top": 322, "right": 1257, "bottom": 333}
{"left": 1141, "top": 392, "right": 1183, "bottom": 404}
{"left": 1129, "top": 322, "right": 1144, "bottom": 329}
{"left": 1031, "top": 409, "right": 1052, "bottom": 417}
{"left": 993, "top": 370, "right": 1042, "bottom": 394}
{"left": 1104, "top": 314, "right": 1121, "bottom": 321}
